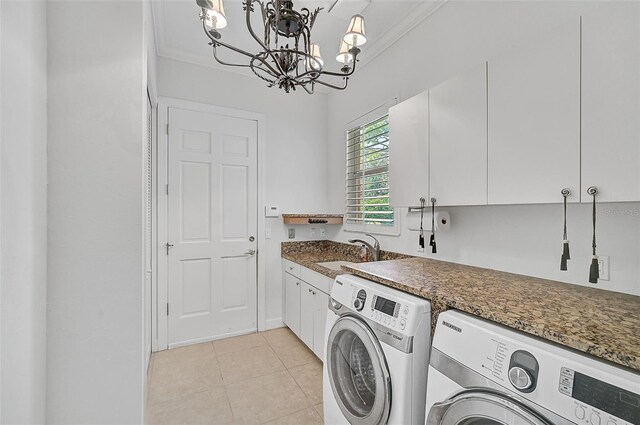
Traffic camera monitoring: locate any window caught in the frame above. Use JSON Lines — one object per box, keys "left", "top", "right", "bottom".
{"left": 345, "top": 112, "right": 396, "bottom": 232}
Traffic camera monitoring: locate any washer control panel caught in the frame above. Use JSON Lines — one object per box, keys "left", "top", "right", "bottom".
{"left": 559, "top": 367, "right": 639, "bottom": 425}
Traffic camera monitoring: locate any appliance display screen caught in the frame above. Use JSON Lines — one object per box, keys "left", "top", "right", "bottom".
{"left": 374, "top": 297, "right": 396, "bottom": 316}
{"left": 572, "top": 371, "right": 640, "bottom": 424}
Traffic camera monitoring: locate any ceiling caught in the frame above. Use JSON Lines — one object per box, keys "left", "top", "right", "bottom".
{"left": 151, "top": 0, "right": 446, "bottom": 81}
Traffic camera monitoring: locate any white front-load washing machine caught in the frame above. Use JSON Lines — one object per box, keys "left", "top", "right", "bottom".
{"left": 425, "top": 310, "right": 640, "bottom": 425}
{"left": 323, "top": 274, "right": 431, "bottom": 425}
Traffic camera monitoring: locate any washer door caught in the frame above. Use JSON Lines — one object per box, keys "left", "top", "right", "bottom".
{"left": 326, "top": 315, "right": 392, "bottom": 425}
{"left": 427, "top": 389, "right": 554, "bottom": 425}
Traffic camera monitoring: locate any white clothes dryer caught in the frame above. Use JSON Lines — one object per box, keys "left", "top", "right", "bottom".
{"left": 323, "top": 274, "right": 431, "bottom": 425}
{"left": 425, "top": 310, "right": 640, "bottom": 425}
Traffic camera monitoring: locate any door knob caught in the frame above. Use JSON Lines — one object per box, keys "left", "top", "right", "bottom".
{"left": 244, "top": 249, "right": 256, "bottom": 256}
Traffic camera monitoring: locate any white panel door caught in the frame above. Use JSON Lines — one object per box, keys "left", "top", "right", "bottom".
{"left": 284, "top": 273, "right": 301, "bottom": 336}
{"left": 488, "top": 22, "right": 580, "bottom": 205}
{"left": 430, "top": 63, "right": 488, "bottom": 206}
{"left": 388, "top": 90, "right": 429, "bottom": 207}
{"left": 313, "top": 290, "right": 328, "bottom": 361}
{"left": 167, "top": 107, "right": 258, "bottom": 346}
{"left": 582, "top": 4, "right": 640, "bottom": 202}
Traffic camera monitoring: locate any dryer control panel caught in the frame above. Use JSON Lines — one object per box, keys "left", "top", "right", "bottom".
{"left": 559, "top": 367, "right": 640, "bottom": 425}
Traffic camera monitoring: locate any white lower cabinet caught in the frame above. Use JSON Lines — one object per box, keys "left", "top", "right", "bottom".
{"left": 300, "top": 282, "right": 315, "bottom": 348}
{"left": 313, "top": 290, "right": 329, "bottom": 361}
{"left": 283, "top": 261, "right": 331, "bottom": 360}
{"left": 284, "top": 272, "right": 301, "bottom": 337}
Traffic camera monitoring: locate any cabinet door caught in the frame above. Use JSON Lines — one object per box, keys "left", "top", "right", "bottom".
{"left": 488, "top": 22, "right": 580, "bottom": 204}
{"left": 313, "top": 290, "right": 329, "bottom": 361}
{"left": 300, "top": 282, "right": 315, "bottom": 349}
{"left": 430, "top": 63, "right": 488, "bottom": 206}
{"left": 284, "top": 273, "right": 301, "bottom": 336}
{"left": 582, "top": 4, "right": 640, "bottom": 202}
{"left": 388, "top": 91, "right": 429, "bottom": 207}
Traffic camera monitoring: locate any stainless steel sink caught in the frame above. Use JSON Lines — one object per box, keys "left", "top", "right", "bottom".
{"left": 316, "top": 260, "right": 358, "bottom": 271}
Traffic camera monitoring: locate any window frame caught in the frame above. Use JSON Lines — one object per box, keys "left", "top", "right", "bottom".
{"left": 343, "top": 99, "right": 400, "bottom": 236}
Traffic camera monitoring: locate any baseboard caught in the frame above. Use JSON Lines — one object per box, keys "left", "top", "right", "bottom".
{"left": 168, "top": 328, "right": 256, "bottom": 349}
{"left": 265, "top": 317, "right": 284, "bottom": 330}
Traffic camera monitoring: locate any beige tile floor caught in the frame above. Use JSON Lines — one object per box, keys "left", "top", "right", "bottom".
{"left": 147, "top": 328, "right": 324, "bottom": 425}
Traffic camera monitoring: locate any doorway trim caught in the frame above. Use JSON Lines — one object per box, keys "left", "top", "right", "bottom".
{"left": 153, "top": 96, "right": 267, "bottom": 352}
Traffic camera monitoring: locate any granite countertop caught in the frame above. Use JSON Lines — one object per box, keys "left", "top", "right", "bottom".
{"left": 342, "top": 257, "right": 640, "bottom": 372}
{"left": 281, "top": 241, "right": 640, "bottom": 371}
{"left": 281, "top": 240, "right": 410, "bottom": 279}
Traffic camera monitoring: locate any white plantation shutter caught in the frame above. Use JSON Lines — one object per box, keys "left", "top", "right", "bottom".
{"left": 345, "top": 114, "right": 395, "bottom": 226}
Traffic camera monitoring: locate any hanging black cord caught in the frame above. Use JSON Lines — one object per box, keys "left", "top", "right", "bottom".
{"left": 429, "top": 198, "right": 437, "bottom": 254}
{"left": 560, "top": 189, "right": 571, "bottom": 271}
{"left": 588, "top": 187, "right": 599, "bottom": 283}
{"left": 418, "top": 198, "right": 425, "bottom": 249}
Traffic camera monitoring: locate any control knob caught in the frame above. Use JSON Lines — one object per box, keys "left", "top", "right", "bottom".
{"left": 508, "top": 366, "right": 533, "bottom": 391}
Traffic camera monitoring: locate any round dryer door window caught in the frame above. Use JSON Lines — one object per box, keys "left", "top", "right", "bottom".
{"left": 326, "top": 315, "right": 391, "bottom": 425}
{"left": 427, "top": 389, "right": 554, "bottom": 425}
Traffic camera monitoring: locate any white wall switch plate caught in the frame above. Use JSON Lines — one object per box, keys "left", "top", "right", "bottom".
{"left": 310, "top": 228, "right": 316, "bottom": 239}
{"left": 288, "top": 228, "right": 295, "bottom": 239}
{"left": 598, "top": 255, "right": 610, "bottom": 281}
{"left": 265, "top": 206, "right": 280, "bottom": 217}
{"left": 265, "top": 228, "right": 272, "bottom": 239}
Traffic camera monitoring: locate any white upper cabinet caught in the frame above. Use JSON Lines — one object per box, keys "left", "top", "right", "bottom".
{"left": 488, "top": 22, "right": 581, "bottom": 205}
{"left": 430, "top": 63, "right": 488, "bottom": 206}
{"left": 389, "top": 91, "right": 429, "bottom": 207}
{"left": 581, "top": 4, "right": 640, "bottom": 202}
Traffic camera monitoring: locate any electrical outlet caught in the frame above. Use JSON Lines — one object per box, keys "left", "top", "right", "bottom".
{"left": 318, "top": 228, "right": 326, "bottom": 238}
{"left": 310, "top": 227, "right": 316, "bottom": 239}
{"left": 417, "top": 245, "right": 425, "bottom": 253}
{"left": 598, "top": 255, "right": 610, "bottom": 281}
{"left": 288, "top": 228, "right": 295, "bottom": 239}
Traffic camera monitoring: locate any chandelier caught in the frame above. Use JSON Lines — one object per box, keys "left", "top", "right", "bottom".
{"left": 195, "top": 0, "right": 367, "bottom": 93}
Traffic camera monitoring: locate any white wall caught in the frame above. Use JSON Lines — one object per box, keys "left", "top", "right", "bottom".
{"left": 157, "top": 57, "right": 329, "bottom": 328}
{"left": 47, "top": 1, "right": 146, "bottom": 423}
{"left": 327, "top": 1, "right": 640, "bottom": 296}
{"left": 0, "top": 1, "right": 48, "bottom": 422}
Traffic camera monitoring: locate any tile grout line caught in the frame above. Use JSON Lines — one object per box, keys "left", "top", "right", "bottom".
{"left": 209, "top": 340, "right": 237, "bottom": 424}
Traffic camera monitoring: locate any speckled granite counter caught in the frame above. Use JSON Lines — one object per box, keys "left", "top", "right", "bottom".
{"left": 281, "top": 240, "right": 410, "bottom": 279}
{"left": 341, "top": 257, "right": 640, "bottom": 372}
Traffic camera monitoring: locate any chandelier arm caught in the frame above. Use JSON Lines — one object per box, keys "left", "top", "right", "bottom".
{"left": 301, "top": 83, "right": 314, "bottom": 95}
{"left": 319, "top": 58, "right": 358, "bottom": 78}
{"left": 313, "top": 78, "right": 349, "bottom": 91}
{"left": 244, "top": 0, "right": 269, "bottom": 52}
{"left": 202, "top": 24, "right": 253, "bottom": 59}
{"left": 211, "top": 46, "right": 251, "bottom": 68}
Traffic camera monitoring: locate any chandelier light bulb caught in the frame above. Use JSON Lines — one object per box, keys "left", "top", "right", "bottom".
{"left": 309, "top": 43, "right": 324, "bottom": 71}
{"left": 343, "top": 14, "right": 366, "bottom": 47}
{"left": 336, "top": 40, "right": 354, "bottom": 64}
{"left": 202, "top": 0, "right": 227, "bottom": 29}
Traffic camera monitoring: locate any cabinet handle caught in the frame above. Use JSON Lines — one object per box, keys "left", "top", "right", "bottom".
{"left": 312, "top": 291, "right": 316, "bottom": 295}
{"left": 308, "top": 288, "right": 312, "bottom": 293}
{"left": 296, "top": 282, "right": 300, "bottom": 286}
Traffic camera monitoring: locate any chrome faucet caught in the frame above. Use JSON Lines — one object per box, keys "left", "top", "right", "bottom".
{"left": 348, "top": 233, "right": 381, "bottom": 262}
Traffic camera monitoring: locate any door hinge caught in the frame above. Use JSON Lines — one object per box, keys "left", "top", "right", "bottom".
{"left": 166, "top": 303, "right": 169, "bottom": 316}
{"left": 166, "top": 183, "right": 169, "bottom": 195}
{"left": 166, "top": 123, "right": 169, "bottom": 135}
